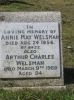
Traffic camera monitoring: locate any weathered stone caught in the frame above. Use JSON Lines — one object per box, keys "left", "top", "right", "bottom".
{"left": 0, "top": 12, "right": 64, "bottom": 87}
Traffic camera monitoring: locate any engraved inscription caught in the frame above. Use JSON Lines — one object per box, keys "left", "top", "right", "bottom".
{"left": 0, "top": 22, "right": 61, "bottom": 78}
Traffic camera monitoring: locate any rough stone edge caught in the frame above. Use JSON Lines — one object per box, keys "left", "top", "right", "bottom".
{"left": 1, "top": 86, "right": 66, "bottom": 91}
{"left": 0, "top": 11, "right": 61, "bottom": 22}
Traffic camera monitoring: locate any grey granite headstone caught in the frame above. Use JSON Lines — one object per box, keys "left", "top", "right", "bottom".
{"left": 0, "top": 12, "right": 64, "bottom": 87}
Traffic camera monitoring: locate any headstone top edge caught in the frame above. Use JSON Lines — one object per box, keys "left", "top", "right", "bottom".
{"left": 0, "top": 11, "right": 61, "bottom": 13}
{"left": 0, "top": 11, "right": 61, "bottom": 22}
{"left": 0, "top": 11, "right": 61, "bottom": 17}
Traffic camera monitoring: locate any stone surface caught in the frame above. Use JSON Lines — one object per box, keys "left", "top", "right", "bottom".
{"left": 0, "top": 12, "right": 64, "bottom": 87}
{"left": 2, "top": 86, "right": 66, "bottom": 91}
{"left": 0, "top": 22, "right": 60, "bottom": 78}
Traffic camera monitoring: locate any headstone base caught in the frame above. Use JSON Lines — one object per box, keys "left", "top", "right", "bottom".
{"left": 2, "top": 86, "right": 66, "bottom": 91}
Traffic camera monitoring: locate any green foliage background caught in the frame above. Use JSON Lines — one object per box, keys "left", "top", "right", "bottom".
{"left": 0, "top": 88, "right": 74, "bottom": 100}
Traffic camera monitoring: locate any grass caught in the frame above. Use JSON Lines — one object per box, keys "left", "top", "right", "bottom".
{"left": 0, "top": 88, "right": 73, "bottom": 100}
{"left": 0, "top": 0, "right": 74, "bottom": 67}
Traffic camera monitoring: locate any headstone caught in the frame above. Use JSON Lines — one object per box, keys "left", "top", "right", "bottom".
{"left": 0, "top": 12, "right": 64, "bottom": 87}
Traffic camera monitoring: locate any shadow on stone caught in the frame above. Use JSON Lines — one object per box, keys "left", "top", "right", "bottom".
{"left": 64, "top": 68, "right": 74, "bottom": 84}
{"left": 0, "top": 0, "right": 34, "bottom": 6}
